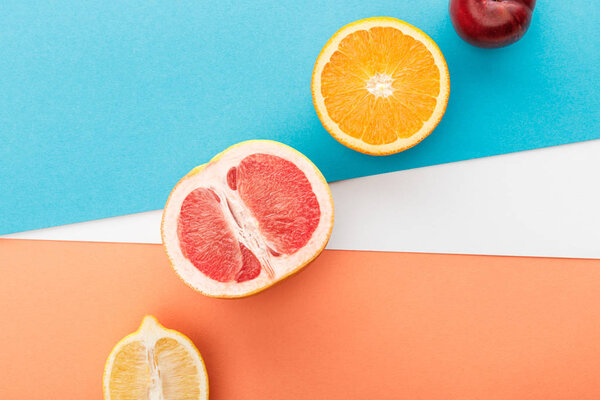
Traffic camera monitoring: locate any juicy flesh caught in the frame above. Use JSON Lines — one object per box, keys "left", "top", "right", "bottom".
{"left": 321, "top": 26, "right": 441, "bottom": 145}
{"left": 108, "top": 338, "right": 201, "bottom": 400}
{"left": 177, "top": 153, "right": 321, "bottom": 283}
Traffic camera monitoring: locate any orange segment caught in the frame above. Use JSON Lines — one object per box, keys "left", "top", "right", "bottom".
{"left": 312, "top": 18, "right": 450, "bottom": 155}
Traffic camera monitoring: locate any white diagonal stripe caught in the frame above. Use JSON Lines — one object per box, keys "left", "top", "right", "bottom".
{"left": 3, "top": 140, "right": 600, "bottom": 259}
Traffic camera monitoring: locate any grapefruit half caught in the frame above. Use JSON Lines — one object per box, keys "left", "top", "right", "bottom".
{"left": 161, "top": 140, "right": 334, "bottom": 298}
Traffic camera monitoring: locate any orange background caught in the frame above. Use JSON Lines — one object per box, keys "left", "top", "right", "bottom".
{"left": 2, "top": 239, "right": 600, "bottom": 399}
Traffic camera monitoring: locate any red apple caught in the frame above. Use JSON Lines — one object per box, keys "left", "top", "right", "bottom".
{"left": 449, "top": 0, "right": 536, "bottom": 48}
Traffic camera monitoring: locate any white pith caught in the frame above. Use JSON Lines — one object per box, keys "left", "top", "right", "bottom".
{"left": 103, "top": 316, "right": 209, "bottom": 400}
{"left": 312, "top": 18, "right": 450, "bottom": 155}
{"left": 162, "top": 140, "right": 334, "bottom": 297}
{"left": 366, "top": 73, "right": 394, "bottom": 97}
{"left": 212, "top": 183, "right": 277, "bottom": 278}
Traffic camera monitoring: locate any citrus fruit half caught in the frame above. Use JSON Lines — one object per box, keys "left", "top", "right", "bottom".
{"left": 103, "top": 316, "right": 208, "bottom": 400}
{"left": 312, "top": 17, "right": 450, "bottom": 155}
{"left": 161, "top": 140, "right": 334, "bottom": 298}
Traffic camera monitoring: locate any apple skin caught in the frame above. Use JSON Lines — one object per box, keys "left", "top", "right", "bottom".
{"left": 449, "top": 0, "right": 536, "bottom": 48}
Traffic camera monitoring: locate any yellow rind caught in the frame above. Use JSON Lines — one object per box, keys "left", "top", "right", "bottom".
{"left": 160, "top": 139, "right": 335, "bottom": 299}
{"left": 311, "top": 17, "right": 451, "bottom": 156}
{"left": 102, "top": 315, "right": 209, "bottom": 400}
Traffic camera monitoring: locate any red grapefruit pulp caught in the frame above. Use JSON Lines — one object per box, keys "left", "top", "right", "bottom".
{"left": 162, "top": 141, "right": 334, "bottom": 298}
{"left": 177, "top": 187, "right": 263, "bottom": 283}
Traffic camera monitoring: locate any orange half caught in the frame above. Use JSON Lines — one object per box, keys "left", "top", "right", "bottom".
{"left": 312, "top": 17, "right": 450, "bottom": 155}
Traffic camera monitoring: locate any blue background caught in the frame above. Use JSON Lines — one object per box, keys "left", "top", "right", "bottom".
{"left": 1, "top": 1, "right": 599, "bottom": 234}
